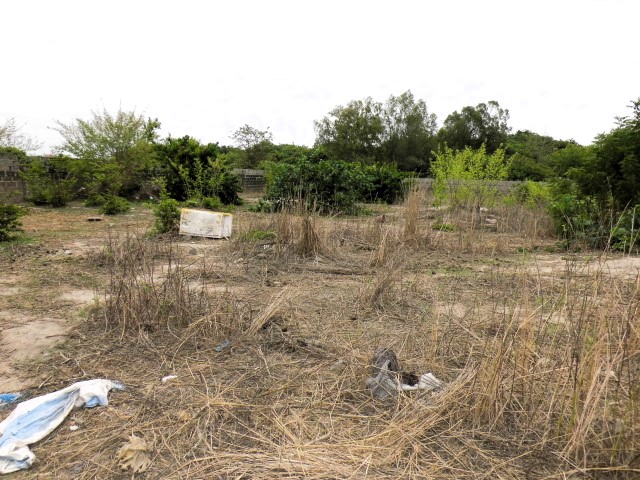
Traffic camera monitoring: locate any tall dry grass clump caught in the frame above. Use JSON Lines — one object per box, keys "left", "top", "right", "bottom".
{"left": 403, "top": 186, "right": 422, "bottom": 244}
{"left": 99, "top": 233, "right": 243, "bottom": 341}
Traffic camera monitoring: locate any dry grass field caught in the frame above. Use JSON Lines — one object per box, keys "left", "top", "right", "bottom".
{"left": 1, "top": 190, "right": 640, "bottom": 479}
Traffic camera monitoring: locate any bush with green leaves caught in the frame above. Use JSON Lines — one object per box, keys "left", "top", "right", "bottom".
{"left": 431, "top": 145, "right": 510, "bottom": 207}
{"left": 263, "top": 159, "right": 372, "bottom": 215}
{"left": 506, "top": 181, "right": 551, "bottom": 209}
{"left": 155, "top": 136, "right": 242, "bottom": 205}
{"left": 21, "top": 155, "right": 77, "bottom": 207}
{"left": 0, "top": 203, "right": 25, "bottom": 241}
{"left": 100, "top": 195, "right": 130, "bottom": 215}
{"left": 153, "top": 198, "right": 181, "bottom": 234}
{"left": 362, "top": 163, "right": 413, "bottom": 203}
{"left": 545, "top": 99, "right": 640, "bottom": 251}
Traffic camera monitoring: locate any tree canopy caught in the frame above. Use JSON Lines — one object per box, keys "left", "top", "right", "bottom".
{"left": 54, "top": 108, "right": 161, "bottom": 196}
{"left": 437, "top": 101, "right": 511, "bottom": 153}
{"left": 314, "top": 91, "right": 438, "bottom": 172}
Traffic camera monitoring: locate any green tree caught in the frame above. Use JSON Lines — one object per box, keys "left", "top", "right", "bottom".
{"left": 380, "top": 91, "right": 438, "bottom": 173}
{"left": 437, "top": 101, "right": 511, "bottom": 153}
{"left": 314, "top": 97, "right": 384, "bottom": 162}
{"left": 590, "top": 99, "right": 640, "bottom": 209}
{"left": 506, "top": 130, "right": 574, "bottom": 181}
{"left": 230, "top": 124, "right": 274, "bottom": 168}
{"left": 54, "top": 108, "right": 160, "bottom": 197}
{"left": 264, "top": 144, "right": 313, "bottom": 164}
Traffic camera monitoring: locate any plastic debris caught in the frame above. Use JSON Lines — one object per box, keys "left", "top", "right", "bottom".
{"left": 161, "top": 375, "right": 178, "bottom": 383}
{"left": 365, "top": 348, "right": 401, "bottom": 400}
{"left": 0, "top": 379, "right": 124, "bottom": 474}
{"left": 0, "top": 394, "right": 22, "bottom": 407}
{"left": 365, "top": 348, "right": 444, "bottom": 399}
{"left": 69, "top": 425, "right": 79, "bottom": 432}
{"left": 214, "top": 339, "right": 232, "bottom": 352}
{"left": 400, "top": 372, "right": 443, "bottom": 392}
{"left": 117, "top": 435, "right": 151, "bottom": 473}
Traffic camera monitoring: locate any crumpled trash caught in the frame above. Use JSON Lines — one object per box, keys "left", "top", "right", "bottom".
{"left": 0, "top": 379, "right": 124, "bottom": 474}
{"left": 365, "top": 348, "right": 443, "bottom": 400}
{"left": 214, "top": 339, "right": 232, "bottom": 352}
{"left": 400, "top": 372, "right": 443, "bottom": 392}
{"left": 0, "top": 394, "right": 22, "bottom": 408}
{"left": 365, "top": 348, "right": 401, "bottom": 400}
{"left": 117, "top": 434, "right": 151, "bottom": 473}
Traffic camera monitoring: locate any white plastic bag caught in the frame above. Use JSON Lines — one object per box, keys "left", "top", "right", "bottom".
{"left": 0, "top": 379, "right": 123, "bottom": 474}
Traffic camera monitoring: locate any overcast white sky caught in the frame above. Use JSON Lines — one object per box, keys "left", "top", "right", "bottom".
{"left": 1, "top": 0, "right": 638, "bottom": 153}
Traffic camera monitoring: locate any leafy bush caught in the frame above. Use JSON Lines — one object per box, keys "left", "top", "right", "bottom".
{"left": 362, "top": 163, "right": 412, "bottom": 203}
{"left": 100, "top": 195, "right": 130, "bottom": 215}
{"left": 247, "top": 198, "right": 274, "bottom": 213}
{"left": 153, "top": 198, "right": 181, "bottom": 234}
{"left": 0, "top": 203, "right": 26, "bottom": 241}
{"left": 201, "top": 196, "right": 223, "bottom": 211}
{"left": 263, "top": 159, "right": 371, "bottom": 215}
{"left": 610, "top": 206, "right": 640, "bottom": 252}
{"left": 549, "top": 192, "right": 610, "bottom": 250}
{"left": 85, "top": 194, "right": 106, "bottom": 207}
{"left": 155, "top": 136, "right": 242, "bottom": 206}
{"left": 431, "top": 145, "right": 510, "bottom": 207}
{"left": 21, "top": 156, "right": 77, "bottom": 207}
{"left": 506, "top": 181, "right": 551, "bottom": 209}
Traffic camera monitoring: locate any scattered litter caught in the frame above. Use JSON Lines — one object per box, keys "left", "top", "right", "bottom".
{"left": 69, "top": 425, "right": 79, "bottom": 432}
{"left": 365, "top": 348, "right": 444, "bottom": 400}
{"left": 0, "top": 394, "right": 21, "bottom": 407}
{"left": 400, "top": 372, "right": 444, "bottom": 392}
{"left": 86, "top": 217, "right": 103, "bottom": 222}
{"left": 214, "top": 339, "right": 232, "bottom": 352}
{"left": 0, "top": 379, "right": 124, "bottom": 474}
{"left": 117, "top": 435, "right": 151, "bottom": 473}
{"left": 161, "top": 375, "right": 178, "bottom": 383}
{"left": 365, "top": 348, "right": 401, "bottom": 400}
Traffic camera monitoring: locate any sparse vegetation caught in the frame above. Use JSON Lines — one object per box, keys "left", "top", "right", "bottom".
{"left": 2, "top": 97, "right": 640, "bottom": 479}
{"left": 0, "top": 202, "right": 25, "bottom": 241}
{"left": 99, "top": 195, "right": 130, "bottom": 215}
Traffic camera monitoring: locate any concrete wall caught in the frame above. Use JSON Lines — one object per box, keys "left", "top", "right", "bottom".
{"left": 233, "top": 168, "right": 266, "bottom": 192}
{"left": 410, "top": 177, "right": 525, "bottom": 194}
{"left": 0, "top": 154, "right": 26, "bottom": 201}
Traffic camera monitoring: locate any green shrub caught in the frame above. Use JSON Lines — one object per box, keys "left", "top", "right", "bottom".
{"left": 85, "top": 194, "right": 106, "bottom": 207}
{"left": 153, "top": 198, "right": 181, "bottom": 234}
{"left": 610, "top": 206, "right": 640, "bottom": 252}
{"left": 549, "top": 193, "right": 610, "bottom": 249}
{"left": 21, "top": 156, "right": 77, "bottom": 207}
{"left": 100, "top": 195, "right": 130, "bottom": 215}
{"left": 507, "top": 181, "right": 551, "bottom": 209}
{"left": 431, "top": 145, "right": 510, "bottom": 207}
{"left": 0, "top": 203, "right": 26, "bottom": 241}
{"left": 247, "top": 198, "right": 274, "bottom": 213}
{"left": 263, "top": 159, "right": 371, "bottom": 215}
{"left": 362, "top": 163, "right": 412, "bottom": 203}
{"left": 201, "top": 196, "right": 223, "bottom": 211}
{"left": 155, "top": 137, "right": 243, "bottom": 205}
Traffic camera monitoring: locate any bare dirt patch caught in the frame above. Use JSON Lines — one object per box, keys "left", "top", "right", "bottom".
{"left": 0, "top": 314, "right": 69, "bottom": 391}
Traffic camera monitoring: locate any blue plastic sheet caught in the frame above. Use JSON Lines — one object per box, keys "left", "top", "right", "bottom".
{"left": 0, "top": 379, "right": 123, "bottom": 474}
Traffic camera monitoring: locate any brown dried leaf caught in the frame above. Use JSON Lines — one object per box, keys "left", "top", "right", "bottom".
{"left": 116, "top": 435, "right": 151, "bottom": 473}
